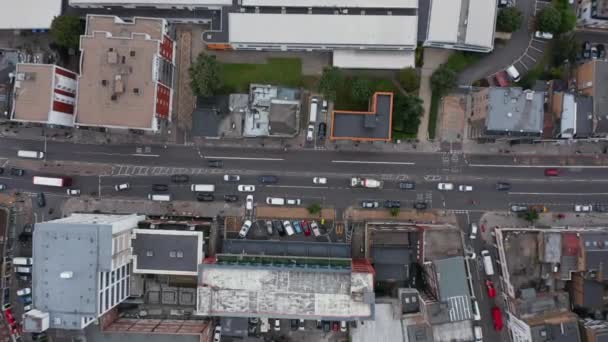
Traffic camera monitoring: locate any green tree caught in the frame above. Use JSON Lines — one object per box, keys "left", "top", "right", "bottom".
{"left": 537, "top": 5, "right": 562, "bottom": 33}
{"left": 398, "top": 67, "right": 420, "bottom": 93}
{"left": 389, "top": 208, "right": 400, "bottom": 217}
{"left": 351, "top": 77, "right": 373, "bottom": 103}
{"left": 552, "top": 34, "right": 579, "bottom": 66}
{"left": 497, "top": 7, "right": 523, "bottom": 32}
{"left": 431, "top": 66, "right": 457, "bottom": 96}
{"left": 522, "top": 208, "right": 539, "bottom": 223}
{"left": 189, "top": 52, "right": 222, "bottom": 98}
{"left": 393, "top": 94, "right": 424, "bottom": 134}
{"left": 50, "top": 15, "right": 85, "bottom": 50}
{"left": 554, "top": 0, "right": 577, "bottom": 33}
{"left": 307, "top": 202, "right": 322, "bottom": 215}
{"left": 318, "top": 66, "right": 343, "bottom": 102}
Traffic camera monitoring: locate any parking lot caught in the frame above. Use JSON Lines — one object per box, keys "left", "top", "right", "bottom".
{"left": 235, "top": 317, "right": 349, "bottom": 342}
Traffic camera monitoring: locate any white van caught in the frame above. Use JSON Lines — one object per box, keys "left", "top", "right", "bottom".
{"left": 14, "top": 267, "right": 31, "bottom": 274}
{"left": 12, "top": 257, "right": 32, "bottom": 266}
{"left": 191, "top": 184, "right": 215, "bottom": 192}
{"left": 17, "top": 150, "right": 44, "bottom": 159}
{"left": 266, "top": 197, "right": 285, "bottom": 205}
{"left": 481, "top": 250, "right": 495, "bottom": 276}
{"left": 309, "top": 97, "right": 319, "bottom": 123}
{"left": 148, "top": 194, "right": 172, "bottom": 202}
{"left": 506, "top": 65, "right": 521, "bottom": 82}
{"left": 474, "top": 326, "right": 483, "bottom": 341}
{"left": 469, "top": 223, "right": 478, "bottom": 240}
{"left": 260, "top": 318, "right": 269, "bottom": 333}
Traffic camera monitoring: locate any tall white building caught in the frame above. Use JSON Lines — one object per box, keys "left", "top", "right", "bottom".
{"left": 24, "top": 214, "right": 144, "bottom": 332}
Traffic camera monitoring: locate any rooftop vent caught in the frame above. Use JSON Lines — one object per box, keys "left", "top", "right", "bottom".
{"left": 133, "top": 88, "right": 139, "bottom": 94}
{"left": 526, "top": 91, "right": 534, "bottom": 100}
{"left": 111, "top": 94, "right": 117, "bottom": 101}
{"left": 60, "top": 271, "right": 73, "bottom": 279}
{"left": 507, "top": 112, "right": 513, "bottom": 118}
{"left": 107, "top": 51, "right": 118, "bottom": 64}
{"left": 101, "top": 80, "right": 107, "bottom": 86}
{"left": 130, "top": 51, "right": 136, "bottom": 57}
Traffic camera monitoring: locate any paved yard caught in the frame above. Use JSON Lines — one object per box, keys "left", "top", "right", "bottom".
{"left": 438, "top": 94, "right": 466, "bottom": 151}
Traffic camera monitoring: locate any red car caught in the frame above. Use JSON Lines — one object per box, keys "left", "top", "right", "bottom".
{"left": 544, "top": 168, "right": 559, "bottom": 176}
{"left": 486, "top": 280, "right": 496, "bottom": 298}
{"left": 494, "top": 71, "right": 510, "bottom": 87}
{"left": 302, "top": 221, "right": 311, "bottom": 236}
{"left": 332, "top": 321, "right": 340, "bottom": 332}
{"left": 4, "top": 309, "right": 15, "bottom": 325}
{"left": 492, "top": 307, "right": 504, "bottom": 331}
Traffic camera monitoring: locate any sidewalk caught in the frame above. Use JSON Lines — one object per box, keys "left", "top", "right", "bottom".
{"left": 344, "top": 208, "right": 457, "bottom": 225}
{"left": 418, "top": 48, "right": 452, "bottom": 143}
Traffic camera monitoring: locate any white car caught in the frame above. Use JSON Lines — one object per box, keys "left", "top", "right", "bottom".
{"left": 437, "top": 183, "right": 454, "bottom": 191}
{"left": 238, "top": 220, "right": 252, "bottom": 238}
{"left": 16, "top": 288, "right": 31, "bottom": 296}
{"left": 458, "top": 185, "right": 473, "bottom": 192}
{"left": 213, "top": 325, "right": 221, "bottom": 342}
{"left": 246, "top": 195, "right": 254, "bottom": 210}
{"left": 223, "top": 175, "right": 240, "bottom": 182}
{"left": 286, "top": 198, "right": 301, "bottom": 205}
{"left": 0, "top": 184, "right": 6, "bottom": 191}
{"left": 574, "top": 204, "right": 593, "bottom": 212}
{"left": 66, "top": 189, "right": 80, "bottom": 196}
{"left": 313, "top": 177, "right": 327, "bottom": 184}
{"left": 274, "top": 319, "right": 281, "bottom": 331}
{"left": 114, "top": 183, "right": 130, "bottom": 191}
{"left": 306, "top": 124, "right": 315, "bottom": 141}
{"left": 534, "top": 31, "right": 553, "bottom": 40}
{"left": 340, "top": 321, "right": 347, "bottom": 332}
{"left": 469, "top": 223, "right": 478, "bottom": 240}
{"left": 310, "top": 221, "right": 321, "bottom": 237}
{"left": 238, "top": 184, "right": 255, "bottom": 192}
{"left": 23, "top": 304, "right": 32, "bottom": 312}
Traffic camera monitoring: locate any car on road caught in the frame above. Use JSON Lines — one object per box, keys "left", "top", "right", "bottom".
{"left": 259, "top": 175, "right": 279, "bottom": 184}
{"left": 534, "top": 31, "right": 553, "bottom": 39}
{"left": 213, "top": 325, "right": 221, "bottom": 342}
{"left": 36, "top": 192, "right": 46, "bottom": 208}
{"left": 224, "top": 194, "right": 239, "bottom": 202}
{"left": 246, "top": 195, "right": 254, "bottom": 210}
{"left": 197, "top": 193, "right": 214, "bottom": 202}
{"left": 437, "top": 183, "right": 454, "bottom": 191}
{"left": 293, "top": 221, "right": 303, "bottom": 234}
{"left": 310, "top": 221, "right": 321, "bottom": 236}
{"left": 592, "top": 46, "right": 599, "bottom": 59}
{"left": 361, "top": 200, "right": 379, "bottom": 208}
{"left": 383, "top": 200, "right": 400, "bottom": 208}
{"left": 413, "top": 202, "right": 427, "bottom": 210}
{"left": 237, "top": 184, "right": 255, "bottom": 192}
{"left": 594, "top": 204, "right": 608, "bottom": 212}
{"left": 66, "top": 189, "right": 80, "bottom": 196}
{"left": 399, "top": 181, "right": 415, "bottom": 190}
{"left": 486, "top": 280, "right": 496, "bottom": 298}
{"left": 544, "top": 168, "right": 559, "bottom": 176}
{"left": 496, "top": 182, "right": 511, "bottom": 191}
{"left": 207, "top": 160, "right": 223, "bottom": 168}
{"left": 458, "top": 185, "right": 473, "bottom": 192}
{"left": 318, "top": 122, "right": 327, "bottom": 140}
{"left": 313, "top": 177, "right": 327, "bottom": 184}
{"left": 238, "top": 220, "right": 252, "bottom": 238}
{"left": 574, "top": 204, "right": 593, "bottom": 212}
{"left": 306, "top": 124, "right": 315, "bottom": 141}
{"left": 322, "top": 321, "right": 331, "bottom": 333}
{"left": 223, "top": 174, "right": 240, "bottom": 182}
{"left": 152, "top": 184, "right": 169, "bottom": 191}
{"left": 286, "top": 198, "right": 301, "bottom": 205}
{"left": 0, "top": 184, "right": 6, "bottom": 191}
{"left": 170, "top": 174, "right": 189, "bottom": 183}
{"left": 491, "top": 307, "right": 503, "bottom": 331}
{"left": 510, "top": 204, "right": 528, "bottom": 212}
{"left": 10, "top": 168, "right": 24, "bottom": 176}
{"left": 469, "top": 223, "right": 478, "bottom": 240}
{"left": 265, "top": 221, "right": 273, "bottom": 235}
{"left": 114, "top": 183, "right": 130, "bottom": 191}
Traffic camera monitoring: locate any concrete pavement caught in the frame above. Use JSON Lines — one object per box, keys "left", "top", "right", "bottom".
{"left": 418, "top": 48, "right": 452, "bottom": 142}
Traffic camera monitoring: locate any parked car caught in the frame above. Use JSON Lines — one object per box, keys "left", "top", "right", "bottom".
{"left": 208, "top": 160, "right": 223, "bottom": 168}
{"left": 437, "top": 183, "right": 454, "bottom": 191}
{"left": 458, "top": 185, "right": 473, "bottom": 192}
{"left": 238, "top": 220, "right": 253, "bottom": 238}
{"left": 534, "top": 31, "right": 553, "bottom": 39}
{"left": 594, "top": 204, "right": 608, "bottom": 212}
{"left": 246, "top": 195, "right": 254, "bottom": 210}
{"left": 152, "top": 184, "right": 169, "bottom": 191}
{"left": 16, "top": 288, "right": 31, "bottom": 296}
{"left": 286, "top": 198, "right": 301, "bottom": 205}
{"left": 310, "top": 221, "right": 321, "bottom": 236}
{"left": 332, "top": 321, "right": 340, "bottom": 332}
{"left": 510, "top": 205, "right": 528, "bottom": 212}
{"left": 491, "top": 307, "right": 504, "bottom": 331}
{"left": 10, "top": 168, "right": 24, "bottom": 176}
{"left": 486, "top": 280, "right": 496, "bottom": 298}
{"left": 399, "top": 181, "right": 415, "bottom": 190}
{"left": 197, "top": 193, "right": 214, "bottom": 202}
{"left": 265, "top": 221, "right": 273, "bottom": 235}
{"left": 274, "top": 319, "right": 281, "bottom": 331}
{"left": 598, "top": 44, "right": 606, "bottom": 58}
{"left": 383, "top": 200, "right": 400, "bottom": 208}
{"left": 36, "top": 192, "right": 46, "bottom": 208}
{"left": 318, "top": 123, "right": 327, "bottom": 139}
{"left": 293, "top": 221, "right": 303, "bottom": 234}
{"left": 273, "top": 221, "right": 285, "bottom": 236}
{"left": 583, "top": 41, "right": 592, "bottom": 59}
{"left": 322, "top": 321, "right": 331, "bottom": 333}
{"left": 66, "top": 189, "right": 80, "bottom": 196}
{"left": 313, "top": 177, "right": 327, "bottom": 184}
{"left": 494, "top": 70, "right": 510, "bottom": 87}
{"left": 469, "top": 223, "right": 478, "bottom": 240}
{"left": 224, "top": 194, "right": 239, "bottom": 202}
{"left": 213, "top": 326, "right": 221, "bottom": 342}
{"left": 114, "top": 183, "right": 130, "bottom": 191}
{"left": 0, "top": 167, "right": 3, "bottom": 175}
{"left": 361, "top": 200, "right": 379, "bottom": 208}
{"left": 0, "top": 184, "right": 6, "bottom": 191}
{"left": 413, "top": 202, "right": 427, "bottom": 210}
{"left": 170, "top": 174, "right": 189, "bottom": 183}
{"left": 574, "top": 204, "right": 593, "bottom": 212}
{"left": 306, "top": 124, "right": 315, "bottom": 141}
{"left": 299, "top": 319, "right": 305, "bottom": 331}
{"left": 302, "top": 221, "right": 311, "bottom": 236}
{"left": 496, "top": 182, "right": 511, "bottom": 191}
{"left": 237, "top": 184, "right": 255, "bottom": 192}
{"left": 340, "top": 321, "right": 347, "bottom": 332}
{"left": 290, "top": 319, "right": 299, "bottom": 331}
{"left": 544, "top": 168, "right": 559, "bottom": 176}
{"left": 592, "top": 46, "right": 599, "bottom": 59}
{"left": 224, "top": 174, "right": 240, "bottom": 182}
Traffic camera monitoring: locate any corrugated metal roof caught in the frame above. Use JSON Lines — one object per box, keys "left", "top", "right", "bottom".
{"left": 426, "top": 0, "right": 461, "bottom": 43}
{"left": 242, "top": 0, "right": 418, "bottom": 7}
{"left": 464, "top": 0, "right": 497, "bottom": 48}
{"left": 0, "top": 0, "right": 62, "bottom": 29}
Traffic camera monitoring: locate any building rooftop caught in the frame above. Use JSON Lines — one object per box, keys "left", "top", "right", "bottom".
{"left": 486, "top": 87, "right": 544, "bottom": 136}
{"left": 330, "top": 92, "right": 393, "bottom": 141}
{"left": 197, "top": 265, "right": 374, "bottom": 319}
{"left": 575, "top": 95, "right": 594, "bottom": 138}
{"left": 332, "top": 50, "right": 415, "bottom": 70}
{"left": 222, "top": 239, "right": 351, "bottom": 258}
{"left": 351, "top": 304, "right": 408, "bottom": 342}
{"left": 433, "top": 257, "right": 472, "bottom": 322}
{"left": 0, "top": 0, "right": 62, "bottom": 30}
{"left": 591, "top": 60, "right": 608, "bottom": 134}
{"left": 581, "top": 232, "right": 608, "bottom": 280}
{"left": 11, "top": 64, "right": 54, "bottom": 123}
{"left": 132, "top": 229, "right": 203, "bottom": 276}
{"left": 371, "top": 246, "right": 413, "bottom": 282}
{"left": 85, "top": 15, "right": 164, "bottom": 40}
{"left": 241, "top": 0, "right": 418, "bottom": 7}
{"left": 228, "top": 13, "right": 418, "bottom": 48}
{"left": 527, "top": 312, "right": 581, "bottom": 342}
{"left": 71, "top": 0, "right": 232, "bottom": 5}
{"left": 560, "top": 93, "right": 576, "bottom": 139}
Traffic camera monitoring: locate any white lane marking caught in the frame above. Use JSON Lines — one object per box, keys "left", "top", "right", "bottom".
{"left": 469, "top": 164, "right": 608, "bottom": 169}
{"left": 204, "top": 156, "right": 284, "bottom": 161}
{"left": 265, "top": 185, "right": 329, "bottom": 189}
{"left": 332, "top": 160, "right": 415, "bottom": 165}
{"left": 76, "top": 152, "right": 160, "bottom": 157}
{"left": 132, "top": 154, "right": 160, "bottom": 157}
{"left": 509, "top": 192, "right": 608, "bottom": 196}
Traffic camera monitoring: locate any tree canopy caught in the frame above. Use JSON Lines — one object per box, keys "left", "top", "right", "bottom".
{"left": 318, "top": 67, "right": 343, "bottom": 102}
{"left": 430, "top": 66, "right": 457, "bottom": 96}
{"left": 537, "top": 5, "right": 562, "bottom": 33}
{"left": 392, "top": 93, "right": 424, "bottom": 135}
{"left": 398, "top": 67, "right": 420, "bottom": 93}
{"left": 351, "top": 77, "right": 373, "bottom": 104}
{"left": 189, "top": 52, "right": 222, "bottom": 98}
{"left": 497, "top": 7, "right": 524, "bottom": 33}
{"left": 50, "top": 15, "right": 85, "bottom": 50}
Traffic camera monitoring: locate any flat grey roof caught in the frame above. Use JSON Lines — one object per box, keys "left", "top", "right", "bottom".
{"left": 576, "top": 95, "right": 594, "bottom": 138}
{"left": 371, "top": 246, "right": 412, "bottom": 282}
{"left": 132, "top": 229, "right": 203, "bottom": 275}
{"left": 593, "top": 60, "right": 608, "bottom": 133}
{"left": 222, "top": 239, "right": 350, "bottom": 258}
{"left": 434, "top": 256, "right": 472, "bottom": 322}
{"left": 486, "top": 87, "right": 544, "bottom": 136}
{"left": 331, "top": 92, "right": 393, "bottom": 141}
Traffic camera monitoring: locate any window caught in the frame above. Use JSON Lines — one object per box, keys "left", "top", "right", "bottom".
{"left": 111, "top": 287, "right": 115, "bottom": 305}
{"left": 177, "top": 251, "right": 183, "bottom": 258}
{"left": 104, "top": 289, "right": 109, "bottom": 311}
{"left": 130, "top": 51, "right": 136, "bottom": 57}
{"left": 105, "top": 272, "right": 109, "bottom": 287}
{"left": 146, "top": 250, "right": 153, "bottom": 257}
{"left": 169, "top": 251, "right": 176, "bottom": 258}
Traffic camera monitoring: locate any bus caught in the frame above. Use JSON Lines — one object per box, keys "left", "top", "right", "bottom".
{"left": 32, "top": 176, "right": 72, "bottom": 187}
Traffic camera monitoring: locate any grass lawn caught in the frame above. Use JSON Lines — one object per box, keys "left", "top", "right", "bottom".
{"left": 220, "top": 58, "right": 304, "bottom": 93}
{"left": 334, "top": 77, "right": 397, "bottom": 111}
{"left": 428, "top": 92, "right": 440, "bottom": 140}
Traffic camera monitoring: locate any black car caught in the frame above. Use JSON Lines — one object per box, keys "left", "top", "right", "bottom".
{"left": 496, "top": 182, "right": 511, "bottom": 191}
{"left": 36, "top": 192, "right": 46, "bottom": 208}
{"left": 413, "top": 202, "right": 428, "bottom": 210}
{"left": 152, "top": 184, "right": 169, "bottom": 191}
{"left": 10, "top": 168, "right": 25, "bottom": 176}
{"left": 598, "top": 44, "right": 606, "bottom": 59}
{"left": 224, "top": 194, "right": 239, "bottom": 202}
{"left": 259, "top": 175, "right": 278, "bottom": 184}
{"left": 318, "top": 122, "right": 327, "bottom": 139}
{"left": 207, "top": 160, "right": 223, "bottom": 168}
{"left": 0, "top": 167, "right": 3, "bottom": 175}
{"left": 384, "top": 200, "right": 400, "bottom": 208}
{"left": 273, "top": 221, "right": 285, "bottom": 236}
{"left": 399, "top": 181, "right": 415, "bottom": 190}
{"left": 170, "top": 174, "right": 189, "bottom": 183}
{"left": 594, "top": 204, "right": 608, "bottom": 212}
{"left": 322, "top": 321, "right": 331, "bottom": 333}
{"left": 196, "top": 193, "right": 214, "bottom": 202}
{"left": 290, "top": 319, "right": 299, "bottom": 331}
